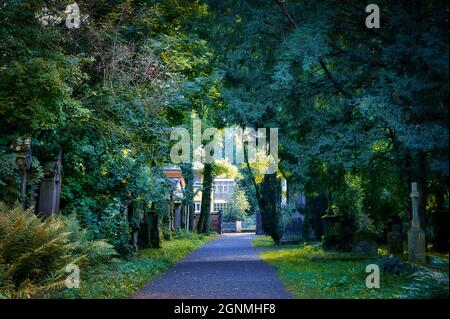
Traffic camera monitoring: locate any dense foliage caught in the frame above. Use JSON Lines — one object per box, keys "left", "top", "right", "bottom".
{"left": 198, "top": 0, "right": 449, "bottom": 246}
{"left": 0, "top": 203, "right": 116, "bottom": 298}
{"left": 0, "top": 0, "right": 448, "bottom": 299}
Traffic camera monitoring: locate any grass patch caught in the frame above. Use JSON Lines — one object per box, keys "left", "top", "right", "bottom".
{"left": 252, "top": 235, "right": 312, "bottom": 249}
{"left": 54, "top": 233, "right": 217, "bottom": 299}
{"left": 257, "top": 236, "right": 448, "bottom": 299}
{"left": 252, "top": 235, "right": 277, "bottom": 248}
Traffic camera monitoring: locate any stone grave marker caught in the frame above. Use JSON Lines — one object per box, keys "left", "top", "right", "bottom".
{"left": 387, "top": 224, "right": 403, "bottom": 255}
{"left": 280, "top": 210, "right": 303, "bottom": 244}
{"left": 408, "top": 182, "right": 426, "bottom": 263}
{"left": 174, "top": 205, "right": 181, "bottom": 230}
{"left": 352, "top": 208, "right": 378, "bottom": 255}
{"left": 38, "top": 149, "right": 62, "bottom": 216}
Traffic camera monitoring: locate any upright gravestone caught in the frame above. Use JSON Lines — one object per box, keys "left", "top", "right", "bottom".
{"left": 174, "top": 205, "right": 181, "bottom": 230}
{"left": 352, "top": 208, "right": 378, "bottom": 255}
{"left": 13, "top": 137, "right": 32, "bottom": 209}
{"left": 387, "top": 224, "right": 403, "bottom": 255}
{"left": 149, "top": 209, "right": 161, "bottom": 248}
{"left": 280, "top": 210, "right": 304, "bottom": 244}
{"left": 322, "top": 212, "right": 356, "bottom": 252}
{"left": 138, "top": 204, "right": 162, "bottom": 249}
{"left": 162, "top": 200, "right": 173, "bottom": 239}
{"left": 408, "top": 182, "right": 426, "bottom": 262}
{"left": 38, "top": 149, "right": 62, "bottom": 216}
{"left": 256, "top": 212, "right": 264, "bottom": 235}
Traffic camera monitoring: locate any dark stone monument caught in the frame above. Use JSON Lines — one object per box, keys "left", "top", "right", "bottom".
{"left": 408, "top": 182, "right": 426, "bottom": 262}
{"left": 162, "top": 199, "right": 173, "bottom": 240}
{"left": 352, "top": 209, "right": 378, "bottom": 255}
{"left": 255, "top": 212, "right": 264, "bottom": 235}
{"left": 303, "top": 194, "right": 327, "bottom": 241}
{"left": 139, "top": 208, "right": 161, "bottom": 248}
{"left": 128, "top": 203, "right": 145, "bottom": 252}
{"left": 13, "top": 138, "right": 32, "bottom": 209}
{"left": 387, "top": 224, "right": 403, "bottom": 255}
{"left": 149, "top": 210, "right": 161, "bottom": 248}
{"left": 180, "top": 204, "right": 187, "bottom": 230}
{"left": 352, "top": 230, "right": 378, "bottom": 255}
{"left": 38, "top": 149, "right": 62, "bottom": 216}
{"left": 280, "top": 210, "right": 303, "bottom": 244}
{"left": 322, "top": 212, "right": 356, "bottom": 252}
{"left": 174, "top": 204, "right": 181, "bottom": 230}
{"left": 138, "top": 214, "right": 151, "bottom": 248}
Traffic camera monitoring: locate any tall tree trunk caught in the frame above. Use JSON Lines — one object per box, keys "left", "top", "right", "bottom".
{"left": 260, "top": 173, "right": 283, "bottom": 243}
{"left": 181, "top": 163, "right": 195, "bottom": 231}
{"left": 197, "top": 163, "right": 213, "bottom": 233}
{"left": 243, "top": 142, "right": 262, "bottom": 203}
{"left": 242, "top": 132, "right": 282, "bottom": 242}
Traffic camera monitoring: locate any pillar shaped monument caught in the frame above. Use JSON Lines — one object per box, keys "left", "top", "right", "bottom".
{"left": 38, "top": 149, "right": 62, "bottom": 216}
{"left": 408, "top": 182, "right": 426, "bottom": 263}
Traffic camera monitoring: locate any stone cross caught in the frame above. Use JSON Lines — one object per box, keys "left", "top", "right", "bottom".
{"left": 410, "top": 182, "right": 420, "bottom": 228}
{"left": 407, "top": 182, "right": 426, "bottom": 263}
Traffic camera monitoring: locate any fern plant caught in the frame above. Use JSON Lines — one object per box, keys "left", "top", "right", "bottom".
{"left": 0, "top": 202, "right": 117, "bottom": 298}
{"left": 61, "top": 214, "right": 117, "bottom": 266}
{"left": 0, "top": 202, "right": 73, "bottom": 298}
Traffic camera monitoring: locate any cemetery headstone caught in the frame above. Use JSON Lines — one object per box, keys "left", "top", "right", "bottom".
{"left": 174, "top": 205, "right": 181, "bottom": 230}
{"left": 38, "top": 149, "right": 62, "bottom": 216}
{"left": 387, "top": 224, "right": 403, "bottom": 255}
{"left": 13, "top": 137, "right": 32, "bottom": 209}
{"left": 408, "top": 182, "right": 426, "bottom": 263}
{"left": 352, "top": 208, "right": 378, "bottom": 255}
{"left": 303, "top": 194, "right": 327, "bottom": 241}
{"left": 322, "top": 212, "right": 356, "bottom": 252}
{"left": 352, "top": 231, "right": 377, "bottom": 255}
{"left": 280, "top": 210, "right": 303, "bottom": 244}
{"left": 139, "top": 207, "right": 162, "bottom": 248}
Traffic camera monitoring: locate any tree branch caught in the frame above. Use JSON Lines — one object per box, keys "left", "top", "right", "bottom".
{"left": 272, "top": 0, "right": 350, "bottom": 98}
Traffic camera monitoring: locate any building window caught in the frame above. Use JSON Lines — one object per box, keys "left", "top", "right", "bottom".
{"left": 194, "top": 201, "right": 201, "bottom": 213}
{"left": 214, "top": 180, "right": 234, "bottom": 201}
{"left": 213, "top": 202, "right": 228, "bottom": 212}
{"left": 193, "top": 175, "right": 202, "bottom": 192}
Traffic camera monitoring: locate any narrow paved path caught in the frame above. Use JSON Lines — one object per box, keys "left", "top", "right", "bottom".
{"left": 133, "top": 233, "right": 292, "bottom": 299}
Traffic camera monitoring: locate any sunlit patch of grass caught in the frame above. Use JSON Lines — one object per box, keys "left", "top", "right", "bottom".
{"left": 252, "top": 235, "right": 277, "bottom": 248}
{"left": 260, "top": 244, "right": 433, "bottom": 299}
{"left": 377, "top": 246, "right": 389, "bottom": 256}
{"left": 54, "top": 234, "right": 217, "bottom": 299}
{"left": 252, "top": 235, "right": 305, "bottom": 249}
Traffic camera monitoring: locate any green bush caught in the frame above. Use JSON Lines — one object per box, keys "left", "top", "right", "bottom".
{"left": 62, "top": 214, "right": 118, "bottom": 266}
{"left": 98, "top": 199, "right": 132, "bottom": 257}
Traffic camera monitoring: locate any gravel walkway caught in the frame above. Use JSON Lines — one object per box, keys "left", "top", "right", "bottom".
{"left": 133, "top": 233, "right": 292, "bottom": 299}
